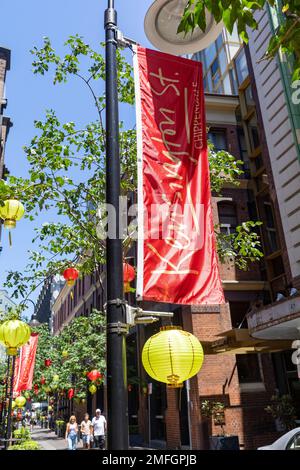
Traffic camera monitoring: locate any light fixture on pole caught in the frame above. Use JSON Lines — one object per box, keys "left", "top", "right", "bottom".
{"left": 20, "top": 299, "right": 40, "bottom": 329}
{"left": 28, "top": 315, "right": 41, "bottom": 329}
{"left": 144, "top": 0, "right": 223, "bottom": 55}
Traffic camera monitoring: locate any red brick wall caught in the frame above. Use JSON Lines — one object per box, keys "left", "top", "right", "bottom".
{"left": 165, "top": 388, "right": 181, "bottom": 449}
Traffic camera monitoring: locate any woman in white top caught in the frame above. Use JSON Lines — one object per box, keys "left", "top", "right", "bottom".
{"left": 80, "top": 413, "right": 93, "bottom": 449}
{"left": 65, "top": 415, "right": 78, "bottom": 450}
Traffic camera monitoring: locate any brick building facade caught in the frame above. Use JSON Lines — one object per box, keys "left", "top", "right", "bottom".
{"left": 50, "top": 15, "right": 300, "bottom": 447}
{"left": 129, "top": 88, "right": 286, "bottom": 450}
{"left": 50, "top": 86, "right": 286, "bottom": 449}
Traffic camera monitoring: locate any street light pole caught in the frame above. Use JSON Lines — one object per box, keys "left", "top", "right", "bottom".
{"left": 104, "top": 0, "right": 128, "bottom": 450}
{"left": 5, "top": 355, "right": 16, "bottom": 449}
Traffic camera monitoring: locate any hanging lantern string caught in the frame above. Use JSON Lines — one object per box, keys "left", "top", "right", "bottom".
{"left": 9, "top": 231, "right": 12, "bottom": 248}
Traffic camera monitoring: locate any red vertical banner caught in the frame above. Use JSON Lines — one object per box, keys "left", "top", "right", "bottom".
{"left": 134, "top": 46, "right": 224, "bottom": 305}
{"left": 13, "top": 334, "right": 39, "bottom": 393}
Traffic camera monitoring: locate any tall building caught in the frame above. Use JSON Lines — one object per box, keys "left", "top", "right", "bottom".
{"left": 0, "top": 47, "right": 12, "bottom": 250}
{"left": 132, "top": 88, "right": 285, "bottom": 450}
{"left": 51, "top": 270, "right": 104, "bottom": 335}
{"left": 132, "top": 17, "right": 300, "bottom": 449}
{"left": 192, "top": 25, "right": 241, "bottom": 95}
{"left": 243, "top": 2, "right": 300, "bottom": 418}
{"left": 50, "top": 11, "right": 300, "bottom": 449}
{"left": 34, "top": 274, "right": 65, "bottom": 325}
{"left": 0, "top": 289, "right": 16, "bottom": 315}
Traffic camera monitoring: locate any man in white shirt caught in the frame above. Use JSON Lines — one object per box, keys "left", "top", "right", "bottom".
{"left": 92, "top": 409, "right": 107, "bottom": 449}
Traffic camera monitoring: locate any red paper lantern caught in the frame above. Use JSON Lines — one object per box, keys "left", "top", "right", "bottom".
{"left": 87, "top": 370, "right": 102, "bottom": 382}
{"left": 68, "top": 388, "right": 74, "bottom": 400}
{"left": 40, "top": 376, "right": 46, "bottom": 385}
{"left": 63, "top": 267, "right": 79, "bottom": 287}
{"left": 123, "top": 263, "right": 135, "bottom": 293}
{"left": 44, "top": 359, "right": 52, "bottom": 367}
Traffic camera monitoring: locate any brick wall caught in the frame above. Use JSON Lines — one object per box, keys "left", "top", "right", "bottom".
{"left": 157, "top": 307, "right": 281, "bottom": 449}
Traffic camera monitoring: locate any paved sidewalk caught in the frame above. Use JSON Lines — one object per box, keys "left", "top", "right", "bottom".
{"left": 31, "top": 428, "right": 69, "bottom": 450}
{"left": 31, "top": 428, "right": 156, "bottom": 451}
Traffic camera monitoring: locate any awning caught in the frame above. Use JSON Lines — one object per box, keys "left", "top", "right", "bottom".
{"left": 202, "top": 328, "right": 292, "bottom": 355}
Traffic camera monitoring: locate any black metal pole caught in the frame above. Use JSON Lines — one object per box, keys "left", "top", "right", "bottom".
{"left": 5, "top": 355, "right": 16, "bottom": 449}
{"left": 104, "top": 0, "right": 128, "bottom": 450}
{"left": 0, "top": 355, "right": 10, "bottom": 439}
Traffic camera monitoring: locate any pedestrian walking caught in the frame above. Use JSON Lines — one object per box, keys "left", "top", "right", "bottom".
{"left": 65, "top": 415, "right": 78, "bottom": 450}
{"left": 25, "top": 410, "right": 31, "bottom": 428}
{"left": 30, "top": 408, "right": 37, "bottom": 432}
{"left": 91, "top": 409, "right": 106, "bottom": 450}
{"left": 80, "top": 413, "right": 93, "bottom": 449}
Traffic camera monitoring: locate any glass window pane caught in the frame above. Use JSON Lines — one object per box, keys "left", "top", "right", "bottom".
{"left": 286, "top": 433, "right": 300, "bottom": 450}
{"left": 206, "top": 72, "right": 213, "bottom": 92}
{"left": 211, "top": 57, "right": 219, "bottom": 76}
{"left": 248, "top": 113, "right": 260, "bottom": 150}
{"left": 216, "top": 32, "right": 223, "bottom": 51}
{"left": 223, "top": 73, "right": 232, "bottom": 94}
{"left": 208, "top": 130, "right": 228, "bottom": 151}
{"left": 245, "top": 85, "right": 255, "bottom": 111}
{"left": 215, "top": 82, "right": 224, "bottom": 94}
{"left": 229, "top": 68, "right": 238, "bottom": 94}
{"left": 212, "top": 70, "right": 221, "bottom": 88}
{"left": 205, "top": 42, "right": 217, "bottom": 67}
{"left": 235, "top": 49, "right": 249, "bottom": 85}
{"left": 219, "top": 47, "right": 227, "bottom": 75}
{"left": 236, "top": 354, "right": 262, "bottom": 383}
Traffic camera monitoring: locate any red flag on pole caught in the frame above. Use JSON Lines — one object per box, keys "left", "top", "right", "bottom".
{"left": 133, "top": 46, "right": 224, "bottom": 305}
{"left": 13, "top": 334, "right": 39, "bottom": 393}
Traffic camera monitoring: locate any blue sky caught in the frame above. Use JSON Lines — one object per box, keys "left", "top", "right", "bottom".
{"left": 0, "top": 0, "right": 154, "bottom": 316}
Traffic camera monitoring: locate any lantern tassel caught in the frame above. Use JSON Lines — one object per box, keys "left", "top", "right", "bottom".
{"left": 9, "top": 230, "right": 12, "bottom": 247}
{"left": 70, "top": 291, "right": 74, "bottom": 300}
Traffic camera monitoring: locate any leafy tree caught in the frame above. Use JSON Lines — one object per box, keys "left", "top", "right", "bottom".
{"left": 179, "top": 0, "right": 300, "bottom": 80}
{"left": 29, "top": 310, "right": 105, "bottom": 403}
{"left": 0, "top": 35, "right": 262, "bottom": 302}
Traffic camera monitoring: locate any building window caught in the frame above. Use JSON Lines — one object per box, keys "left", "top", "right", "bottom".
{"left": 211, "top": 57, "right": 219, "bottom": 76}
{"left": 236, "top": 354, "right": 262, "bottom": 383}
{"left": 230, "top": 301, "right": 251, "bottom": 328}
{"left": 216, "top": 33, "right": 223, "bottom": 51}
{"left": 247, "top": 113, "right": 260, "bottom": 152}
{"left": 218, "top": 202, "right": 238, "bottom": 234}
{"left": 244, "top": 84, "right": 255, "bottom": 113}
{"left": 253, "top": 154, "right": 264, "bottom": 171}
{"left": 237, "top": 128, "right": 250, "bottom": 173}
{"left": 208, "top": 129, "right": 228, "bottom": 151}
{"left": 235, "top": 48, "right": 249, "bottom": 86}
{"left": 263, "top": 200, "right": 278, "bottom": 253}
{"left": 205, "top": 42, "right": 217, "bottom": 68}
{"left": 229, "top": 68, "right": 238, "bottom": 94}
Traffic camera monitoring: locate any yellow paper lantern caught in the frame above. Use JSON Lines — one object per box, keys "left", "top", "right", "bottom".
{"left": 142, "top": 326, "right": 204, "bottom": 388}
{"left": 15, "top": 396, "right": 26, "bottom": 408}
{"left": 0, "top": 319, "right": 31, "bottom": 356}
{"left": 89, "top": 384, "right": 97, "bottom": 395}
{"left": 0, "top": 199, "right": 25, "bottom": 229}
